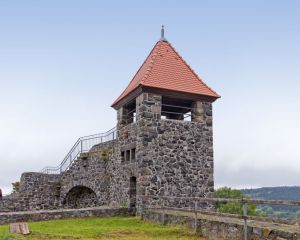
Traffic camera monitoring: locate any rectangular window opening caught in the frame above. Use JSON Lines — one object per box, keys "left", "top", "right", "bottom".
{"left": 123, "top": 100, "right": 136, "bottom": 125}
{"left": 131, "top": 148, "right": 136, "bottom": 162}
{"left": 161, "top": 97, "right": 192, "bottom": 122}
{"left": 126, "top": 150, "right": 130, "bottom": 163}
{"left": 121, "top": 151, "right": 125, "bottom": 163}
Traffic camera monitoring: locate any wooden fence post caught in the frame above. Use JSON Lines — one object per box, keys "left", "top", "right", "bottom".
{"left": 242, "top": 198, "right": 248, "bottom": 240}
{"left": 140, "top": 198, "right": 144, "bottom": 219}
{"left": 161, "top": 198, "right": 166, "bottom": 225}
{"left": 194, "top": 201, "right": 198, "bottom": 233}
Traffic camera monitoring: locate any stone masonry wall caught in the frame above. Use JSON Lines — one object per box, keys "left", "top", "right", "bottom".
{"left": 60, "top": 150, "right": 109, "bottom": 208}
{"left": 143, "top": 210, "right": 300, "bottom": 240}
{"left": 106, "top": 122, "right": 138, "bottom": 207}
{"left": 0, "top": 207, "right": 134, "bottom": 225}
{"left": 54, "top": 140, "right": 116, "bottom": 209}
{"left": 134, "top": 93, "right": 214, "bottom": 209}
{"left": 0, "top": 141, "right": 115, "bottom": 212}
{"left": 104, "top": 92, "right": 215, "bottom": 211}
{"left": 0, "top": 173, "right": 61, "bottom": 212}
{"left": 0, "top": 92, "right": 215, "bottom": 214}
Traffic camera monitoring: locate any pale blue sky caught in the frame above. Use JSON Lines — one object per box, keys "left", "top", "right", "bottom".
{"left": 1, "top": 1, "right": 300, "bottom": 193}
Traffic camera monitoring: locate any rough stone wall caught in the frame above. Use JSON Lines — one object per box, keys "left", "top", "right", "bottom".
{"left": 143, "top": 210, "right": 300, "bottom": 240}
{"left": 106, "top": 121, "right": 139, "bottom": 207}
{"left": 137, "top": 119, "right": 214, "bottom": 208}
{"left": 0, "top": 207, "right": 134, "bottom": 225}
{"left": 0, "top": 92, "right": 215, "bottom": 213}
{"left": 135, "top": 93, "right": 214, "bottom": 209}
{"left": 59, "top": 146, "right": 111, "bottom": 208}
{"left": 56, "top": 140, "right": 115, "bottom": 208}
{"left": 0, "top": 173, "right": 61, "bottom": 212}
{"left": 0, "top": 195, "right": 18, "bottom": 212}
{"left": 0, "top": 141, "right": 115, "bottom": 212}
{"left": 105, "top": 92, "right": 215, "bottom": 211}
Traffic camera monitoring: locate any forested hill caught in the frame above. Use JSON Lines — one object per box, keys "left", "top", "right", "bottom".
{"left": 240, "top": 186, "right": 300, "bottom": 201}
{"left": 240, "top": 186, "right": 300, "bottom": 220}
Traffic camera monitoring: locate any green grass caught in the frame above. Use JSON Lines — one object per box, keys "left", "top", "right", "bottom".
{"left": 0, "top": 217, "right": 204, "bottom": 240}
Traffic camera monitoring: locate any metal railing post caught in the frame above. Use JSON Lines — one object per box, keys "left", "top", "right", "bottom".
{"left": 242, "top": 198, "right": 248, "bottom": 240}
{"left": 80, "top": 140, "right": 83, "bottom": 153}
{"left": 194, "top": 201, "right": 198, "bottom": 233}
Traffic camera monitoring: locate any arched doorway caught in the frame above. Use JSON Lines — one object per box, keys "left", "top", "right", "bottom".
{"left": 129, "top": 176, "right": 137, "bottom": 208}
{"left": 63, "top": 186, "right": 97, "bottom": 209}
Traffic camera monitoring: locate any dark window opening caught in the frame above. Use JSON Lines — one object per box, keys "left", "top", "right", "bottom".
{"left": 123, "top": 100, "right": 136, "bottom": 125}
{"left": 126, "top": 150, "right": 130, "bottom": 163}
{"left": 129, "top": 176, "right": 137, "bottom": 208}
{"left": 121, "top": 148, "right": 136, "bottom": 164}
{"left": 121, "top": 151, "right": 125, "bottom": 163}
{"left": 161, "top": 97, "right": 192, "bottom": 121}
{"left": 131, "top": 148, "right": 136, "bottom": 162}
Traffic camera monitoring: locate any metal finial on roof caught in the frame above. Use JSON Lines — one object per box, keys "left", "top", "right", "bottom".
{"left": 160, "top": 25, "right": 167, "bottom": 41}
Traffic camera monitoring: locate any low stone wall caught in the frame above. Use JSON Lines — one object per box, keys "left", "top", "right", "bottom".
{"left": 1, "top": 206, "right": 299, "bottom": 239}
{"left": 0, "top": 207, "right": 134, "bottom": 225}
{"left": 143, "top": 210, "right": 300, "bottom": 240}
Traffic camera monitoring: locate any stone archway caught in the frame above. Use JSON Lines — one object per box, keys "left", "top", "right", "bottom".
{"left": 62, "top": 185, "right": 98, "bottom": 209}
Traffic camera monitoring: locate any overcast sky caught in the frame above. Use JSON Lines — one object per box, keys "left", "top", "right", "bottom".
{"left": 1, "top": 1, "right": 300, "bottom": 194}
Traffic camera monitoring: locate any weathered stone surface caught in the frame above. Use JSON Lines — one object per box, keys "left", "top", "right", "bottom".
{"left": 0, "top": 173, "right": 61, "bottom": 212}
{"left": 0, "top": 207, "right": 134, "bottom": 225}
{"left": 143, "top": 210, "right": 300, "bottom": 240}
{"left": 0, "top": 92, "right": 215, "bottom": 214}
{"left": 9, "top": 222, "right": 30, "bottom": 235}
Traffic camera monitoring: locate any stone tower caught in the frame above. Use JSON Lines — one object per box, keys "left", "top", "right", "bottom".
{"left": 0, "top": 30, "right": 220, "bottom": 213}
{"left": 110, "top": 32, "right": 220, "bottom": 209}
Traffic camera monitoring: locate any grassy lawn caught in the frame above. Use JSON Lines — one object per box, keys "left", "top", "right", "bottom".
{"left": 0, "top": 217, "right": 204, "bottom": 240}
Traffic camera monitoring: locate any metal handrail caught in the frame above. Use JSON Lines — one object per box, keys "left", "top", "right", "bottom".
{"left": 161, "top": 103, "right": 192, "bottom": 111}
{"left": 40, "top": 127, "right": 117, "bottom": 174}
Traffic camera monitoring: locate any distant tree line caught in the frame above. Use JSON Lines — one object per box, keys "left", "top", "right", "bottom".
{"left": 213, "top": 187, "right": 264, "bottom": 216}
{"left": 214, "top": 186, "right": 300, "bottom": 220}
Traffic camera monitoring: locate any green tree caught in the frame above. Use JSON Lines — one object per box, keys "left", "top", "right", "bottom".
{"left": 12, "top": 181, "right": 20, "bottom": 193}
{"left": 214, "top": 187, "right": 263, "bottom": 216}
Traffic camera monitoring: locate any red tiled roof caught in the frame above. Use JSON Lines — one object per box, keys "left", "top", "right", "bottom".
{"left": 112, "top": 40, "right": 220, "bottom": 107}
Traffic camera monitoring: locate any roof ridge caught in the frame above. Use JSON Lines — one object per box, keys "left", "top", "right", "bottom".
{"left": 166, "top": 41, "right": 220, "bottom": 98}
{"left": 112, "top": 39, "right": 220, "bottom": 108}
{"left": 140, "top": 41, "right": 162, "bottom": 85}
{"left": 111, "top": 41, "right": 162, "bottom": 106}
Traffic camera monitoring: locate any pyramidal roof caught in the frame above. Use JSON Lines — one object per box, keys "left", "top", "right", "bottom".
{"left": 112, "top": 39, "right": 220, "bottom": 108}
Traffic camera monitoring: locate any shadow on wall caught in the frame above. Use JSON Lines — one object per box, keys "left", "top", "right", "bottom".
{"left": 62, "top": 186, "right": 98, "bottom": 209}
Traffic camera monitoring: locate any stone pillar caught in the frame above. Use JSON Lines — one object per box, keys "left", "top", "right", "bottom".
{"left": 135, "top": 93, "right": 161, "bottom": 214}
{"left": 117, "top": 107, "right": 129, "bottom": 129}
{"left": 191, "top": 101, "right": 205, "bottom": 123}
{"left": 136, "top": 93, "right": 161, "bottom": 121}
